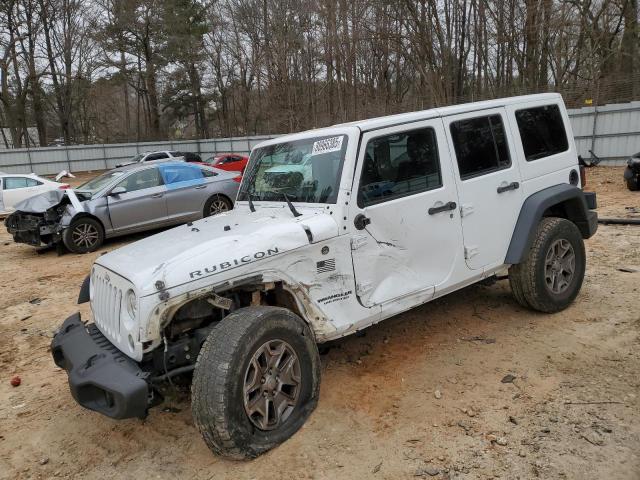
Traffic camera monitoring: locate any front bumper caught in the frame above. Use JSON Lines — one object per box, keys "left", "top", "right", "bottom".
{"left": 51, "top": 313, "right": 151, "bottom": 419}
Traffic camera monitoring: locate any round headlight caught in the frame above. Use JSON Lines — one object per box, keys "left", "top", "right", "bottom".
{"left": 125, "top": 289, "right": 137, "bottom": 319}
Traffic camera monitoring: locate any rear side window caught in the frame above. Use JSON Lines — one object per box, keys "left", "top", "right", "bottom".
{"left": 358, "top": 127, "right": 442, "bottom": 207}
{"left": 450, "top": 115, "right": 511, "bottom": 179}
{"left": 3, "top": 177, "right": 29, "bottom": 189}
{"left": 26, "top": 178, "right": 43, "bottom": 187}
{"left": 515, "top": 105, "right": 568, "bottom": 161}
{"left": 159, "top": 164, "right": 205, "bottom": 186}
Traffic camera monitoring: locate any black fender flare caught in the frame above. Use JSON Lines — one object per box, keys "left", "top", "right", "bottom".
{"left": 78, "top": 274, "right": 90, "bottom": 304}
{"left": 505, "top": 184, "right": 597, "bottom": 265}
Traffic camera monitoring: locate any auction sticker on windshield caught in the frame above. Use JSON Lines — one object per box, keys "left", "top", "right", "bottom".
{"left": 312, "top": 136, "right": 343, "bottom": 156}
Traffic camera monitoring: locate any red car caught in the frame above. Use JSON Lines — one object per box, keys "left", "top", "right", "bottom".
{"left": 202, "top": 153, "right": 249, "bottom": 174}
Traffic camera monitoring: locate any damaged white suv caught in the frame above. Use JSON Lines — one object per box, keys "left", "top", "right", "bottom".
{"left": 52, "top": 94, "right": 597, "bottom": 459}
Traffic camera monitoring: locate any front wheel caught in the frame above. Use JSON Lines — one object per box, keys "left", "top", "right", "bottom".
{"left": 203, "top": 194, "right": 232, "bottom": 217}
{"left": 509, "top": 217, "right": 586, "bottom": 313}
{"left": 62, "top": 217, "right": 104, "bottom": 253}
{"left": 191, "top": 306, "right": 320, "bottom": 459}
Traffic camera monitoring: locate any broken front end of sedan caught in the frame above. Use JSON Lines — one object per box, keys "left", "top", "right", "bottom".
{"left": 5, "top": 189, "right": 89, "bottom": 250}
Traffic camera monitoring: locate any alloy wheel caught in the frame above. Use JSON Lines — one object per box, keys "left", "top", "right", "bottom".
{"left": 544, "top": 238, "right": 575, "bottom": 294}
{"left": 71, "top": 223, "right": 100, "bottom": 249}
{"left": 243, "top": 339, "right": 301, "bottom": 431}
{"left": 210, "top": 199, "right": 229, "bottom": 215}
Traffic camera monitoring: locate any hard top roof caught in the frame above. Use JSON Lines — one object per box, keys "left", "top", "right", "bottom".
{"left": 336, "top": 92, "right": 562, "bottom": 132}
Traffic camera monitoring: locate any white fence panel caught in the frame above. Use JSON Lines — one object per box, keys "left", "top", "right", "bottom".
{"left": 568, "top": 101, "right": 640, "bottom": 166}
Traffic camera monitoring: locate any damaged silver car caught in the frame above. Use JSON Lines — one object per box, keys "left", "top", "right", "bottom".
{"left": 5, "top": 162, "right": 239, "bottom": 253}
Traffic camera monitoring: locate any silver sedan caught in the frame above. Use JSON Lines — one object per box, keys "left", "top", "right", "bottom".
{"left": 5, "top": 161, "right": 240, "bottom": 253}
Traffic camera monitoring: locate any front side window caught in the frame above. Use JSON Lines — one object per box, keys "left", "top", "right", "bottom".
{"left": 450, "top": 114, "right": 511, "bottom": 179}
{"left": 239, "top": 135, "right": 348, "bottom": 204}
{"left": 515, "top": 104, "right": 568, "bottom": 161}
{"left": 358, "top": 128, "right": 442, "bottom": 207}
{"left": 116, "top": 168, "right": 163, "bottom": 193}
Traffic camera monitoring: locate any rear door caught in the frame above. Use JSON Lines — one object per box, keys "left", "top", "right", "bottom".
{"left": 2, "top": 176, "right": 40, "bottom": 208}
{"left": 107, "top": 167, "right": 168, "bottom": 232}
{"left": 444, "top": 109, "right": 524, "bottom": 270}
{"left": 159, "top": 163, "right": 213, "bottom": 222}
{"left": 350, "top": 119, "right": 464, "bottom": 307}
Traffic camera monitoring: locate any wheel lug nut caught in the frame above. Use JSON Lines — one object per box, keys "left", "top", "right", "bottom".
{"left": 261, "top": 377, "right": 265, "bottom": 383}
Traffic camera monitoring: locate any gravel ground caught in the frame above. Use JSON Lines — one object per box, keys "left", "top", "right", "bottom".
{"left": 0, "top": 166, "right": 638, "bottom": 479}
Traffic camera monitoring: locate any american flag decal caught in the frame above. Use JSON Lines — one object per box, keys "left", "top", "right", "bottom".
{"left": 316, "top": 259, "right": 336, "bottom": 273}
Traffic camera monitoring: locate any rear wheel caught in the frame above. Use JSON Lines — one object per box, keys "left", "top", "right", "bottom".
{"left": 62, "top": 217, "right": 104, "bottom": 253}
{"left": 509, "top": 217, "right": 586, "bottom": 313}
{"left": 626, "top": 174, "right": 639, "bottom": 191}
{"left": 191, "top": 306, "right": 320, "bottom": 459}
{"left": 204, "top": 194, "right": 232, "bottom": 217}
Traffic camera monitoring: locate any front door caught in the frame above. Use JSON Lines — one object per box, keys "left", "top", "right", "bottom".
{"left": 350, "top": 119, "right": 463, "bottom": 307}
{"left": 444, "top": 109, "right": 524, "bottom": 270}
{"left": 107, "top": 167, "right": 168, "bottom": 232}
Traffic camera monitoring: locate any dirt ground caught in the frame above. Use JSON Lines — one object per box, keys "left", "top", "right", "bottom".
{"left": 0, "top": 167, "right": 638, "bottom": 480}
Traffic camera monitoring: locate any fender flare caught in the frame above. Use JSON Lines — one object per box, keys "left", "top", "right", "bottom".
{"left": 505, "top": 184, "right": 596, "bottom": 265}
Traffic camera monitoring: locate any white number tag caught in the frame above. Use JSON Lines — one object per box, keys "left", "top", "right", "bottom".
{"left": 311, "top": 136, "right": 343, "bottom": 156}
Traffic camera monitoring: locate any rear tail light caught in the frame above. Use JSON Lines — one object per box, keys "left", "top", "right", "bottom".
{"left": 59, "top": 184, "right": 70, "bottom": 189}
{"left": 232, "top": 175, "right": 242, "bottom": 183}
{"left": 579, "top": 166, "right": 586, "bottom": 188}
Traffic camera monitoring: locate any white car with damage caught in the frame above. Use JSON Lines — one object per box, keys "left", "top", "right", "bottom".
{"left": 51, "top": 93, "right": 598, "bottom": 459}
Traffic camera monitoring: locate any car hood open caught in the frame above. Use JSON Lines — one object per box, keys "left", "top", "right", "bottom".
{"left": 95, "top": 206, "right": 339, "bottom": 296}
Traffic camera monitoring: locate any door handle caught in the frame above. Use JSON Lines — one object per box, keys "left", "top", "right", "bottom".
{"left": 428, "top": 201, "right": 457, "bottom": 215}
{"left": 151, "top": 193, "right": 164, "bottom": 198}
{"left": 194, "top": 185, "right": 206, "bottom": 189}
{"left": 497, "top": 181, "right": 520, "bottom": 194}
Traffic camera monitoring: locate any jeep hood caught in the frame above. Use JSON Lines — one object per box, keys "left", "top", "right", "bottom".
{"left": 95, "top": 207, "right": 339, "bottom": 296}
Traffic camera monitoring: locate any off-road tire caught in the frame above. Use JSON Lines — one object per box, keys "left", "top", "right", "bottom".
{"left": 626, "top": 174, "right": 639, "bottom": 191}
{"left": 191, "top": 306, "right": 321, "bottom": 459}
{"left": 509, "top": 217, "right": 585, "bottom": 313}
{"left": 62, "top": 217, "right": 104, "bottom": 254}
{"left": 203, "top": 194, "right": 232, "bottom": 217}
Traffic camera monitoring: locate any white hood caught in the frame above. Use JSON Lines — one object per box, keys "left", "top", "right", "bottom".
{"left": 95, "top": 205, "right": 339, "bottom": 297}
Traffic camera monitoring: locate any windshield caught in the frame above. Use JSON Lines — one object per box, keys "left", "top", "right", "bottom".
{"left": 238, "top": 135, "right": 348, "bottom": 204}
{"left": 76, "top": 170, "right": 127, "bottom": 196}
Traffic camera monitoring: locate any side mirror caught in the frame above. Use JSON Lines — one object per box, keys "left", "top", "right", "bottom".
{"left": 109, "top": 186, "right": 127, "bottom": 196}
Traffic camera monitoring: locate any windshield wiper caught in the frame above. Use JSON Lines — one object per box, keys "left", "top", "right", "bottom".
{"left": 281, "top": 192, "right": 302, "bottom": 217}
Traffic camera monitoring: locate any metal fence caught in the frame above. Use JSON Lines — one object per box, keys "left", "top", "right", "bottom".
{"left": 2, "top": 100, "right": 639, "bottom": 175}
{"left": 568, "top": 101, "right": 640, "bottom": 166}
{"left": 0, "top": 135, "right": 279, "bottom": 175}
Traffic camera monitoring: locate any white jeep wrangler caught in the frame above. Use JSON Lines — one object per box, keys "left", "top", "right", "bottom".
{"left": 52, "top": 93, "right": 597, "bottom": 459}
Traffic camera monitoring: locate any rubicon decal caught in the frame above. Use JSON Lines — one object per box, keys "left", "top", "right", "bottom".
{"left": 190, "top": 248, "right": 280, "bottom": 279}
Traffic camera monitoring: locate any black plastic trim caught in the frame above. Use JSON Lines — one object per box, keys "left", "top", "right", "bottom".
{"left": 51, "top": 313, "right": 150, "bottom": 419}
{"left": 77, "top": 275, "right": 90, "bottom": 304}
{"left": 505, "top": 184, "right": 598, "bottom": 265}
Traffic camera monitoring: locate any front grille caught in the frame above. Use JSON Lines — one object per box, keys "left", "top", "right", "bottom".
{"left": 92, "top": 269, "right": 123, "bottom": 343}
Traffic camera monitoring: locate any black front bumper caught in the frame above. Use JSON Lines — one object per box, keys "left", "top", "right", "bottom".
{"left": 51, "top": 313, "right": 151, "bottom": 419}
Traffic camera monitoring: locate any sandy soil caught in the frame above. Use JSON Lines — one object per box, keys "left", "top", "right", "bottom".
{"left": 0, "top": 167, "right": 638, "bottom": 480}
